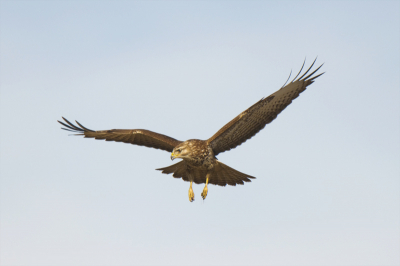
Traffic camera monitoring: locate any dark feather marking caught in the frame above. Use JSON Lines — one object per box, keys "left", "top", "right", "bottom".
{"left": 265, "top": 95, "right": 275, "bottom": 103}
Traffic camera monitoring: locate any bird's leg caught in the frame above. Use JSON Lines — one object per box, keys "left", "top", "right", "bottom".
{"left": 201, "top": 173, "right": 210, "bottom": 200}
{"left": 188, "top": 181, "right": 195, "bottom": 202}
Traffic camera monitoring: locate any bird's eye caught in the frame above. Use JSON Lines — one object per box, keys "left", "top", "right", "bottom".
{"left": 176, "top": 149, "right": 181, "bottom": 153}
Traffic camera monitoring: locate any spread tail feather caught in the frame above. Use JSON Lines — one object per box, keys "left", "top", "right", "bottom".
{"left": 156, "top": 160, "right": 255, "bottom": 186}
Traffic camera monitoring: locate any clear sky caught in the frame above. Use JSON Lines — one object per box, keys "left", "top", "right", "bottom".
{"left": 1, "top": 1, "right": 399, "bottom": 265}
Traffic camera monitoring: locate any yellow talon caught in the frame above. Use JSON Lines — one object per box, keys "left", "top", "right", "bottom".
{"left": 201, "top": 175, "right": 209, "bottom": 200}
{"left": 188, "top": 181, "right": 194, "bottom": 202}
{"left": 201, "top": 186, "right": 208, "bottom": 200}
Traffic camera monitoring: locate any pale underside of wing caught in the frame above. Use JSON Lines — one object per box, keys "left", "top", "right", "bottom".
{"left": 208, "top": 59, "right": 324, "bottom": 155}
{"left": 58, "top": 117, "right": 182, "bottom": 152}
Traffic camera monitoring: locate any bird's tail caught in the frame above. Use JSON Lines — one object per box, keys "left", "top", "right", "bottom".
{"left": 156, "top": 160, "right": 255, "bottom": 186}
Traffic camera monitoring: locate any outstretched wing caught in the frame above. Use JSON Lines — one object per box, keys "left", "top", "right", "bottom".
{"left": 208, "top": 58, "right": 324, "bottom": 156}
{"left": 58, "top": 117, "right": 182, "bottom": 152}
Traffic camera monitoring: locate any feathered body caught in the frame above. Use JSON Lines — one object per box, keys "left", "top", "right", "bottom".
{"left": 58, "top": 59, "right": 324, "bottom": 200}
{"left": 157, "top": 139, "right": 254, "bottom": 186}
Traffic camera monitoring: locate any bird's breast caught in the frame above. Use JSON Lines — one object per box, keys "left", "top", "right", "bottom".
{"left": 184, "top": 140, "right": 216, "bottom": 169}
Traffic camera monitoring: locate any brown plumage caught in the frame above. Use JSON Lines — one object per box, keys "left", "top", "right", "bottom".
{"left": 58, "top": 59, "right": 324, "bottom": 201}
{"left": 58, "top": 119, "right": 181, "bottom": 152}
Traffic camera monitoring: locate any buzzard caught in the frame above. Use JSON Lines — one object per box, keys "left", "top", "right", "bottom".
{"left": 58, "top": 59, "right": 324, "bottom": 202}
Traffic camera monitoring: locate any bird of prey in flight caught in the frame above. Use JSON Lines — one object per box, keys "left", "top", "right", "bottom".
{"left": 58, "top": 59, "right": 324, "bottom": 202}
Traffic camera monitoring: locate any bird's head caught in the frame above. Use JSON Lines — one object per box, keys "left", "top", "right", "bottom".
{"left": 171, "top": 141, "right": 191, "bottom": 160}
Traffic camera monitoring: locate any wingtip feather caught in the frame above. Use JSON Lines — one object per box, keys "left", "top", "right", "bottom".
{"left": 298, "top": 57, "right": 317, "bottom": 80}
{"left": 303, "top": 63, "right": 324, "bottom": 81}
{"left": 280, "top": 69, "right": 292, "bottom": 89}
{"left": 291, "top": 58, "right": 306, "bottom": 82}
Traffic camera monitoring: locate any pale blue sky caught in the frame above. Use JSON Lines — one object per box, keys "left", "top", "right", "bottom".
{"left": 1, "top": 1, "right": 399, "bottom": 265}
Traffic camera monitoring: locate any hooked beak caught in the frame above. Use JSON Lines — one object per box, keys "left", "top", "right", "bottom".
{"left": 171, "top": 153, "right": 176, "bottom": 161}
